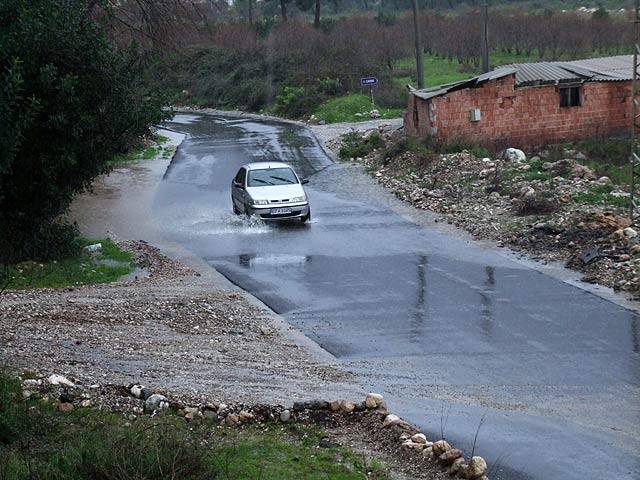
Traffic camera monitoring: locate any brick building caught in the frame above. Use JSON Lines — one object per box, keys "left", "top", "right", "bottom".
{"left": 404, "top": 55, "right": 632, "bottom": 149}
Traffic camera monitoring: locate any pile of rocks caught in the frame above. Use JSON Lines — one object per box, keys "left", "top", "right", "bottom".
{"left": 331, "top": 129, "right": 640, "bottom": 298}
{"left": 20, "top": 370, "right": 490, "bottom": 479}
{"left": 397, "top": 433, "right": 487, "bottom": 479}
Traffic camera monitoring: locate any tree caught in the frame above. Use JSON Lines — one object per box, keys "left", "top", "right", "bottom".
{"left": 0, "top": 0, "right": 168, "bottom": 263}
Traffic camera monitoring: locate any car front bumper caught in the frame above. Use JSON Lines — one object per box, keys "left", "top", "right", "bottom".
{"left": 247, "top": 203, "right": 309, "bottom": 220}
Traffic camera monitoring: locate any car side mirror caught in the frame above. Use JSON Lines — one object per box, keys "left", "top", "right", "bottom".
{"left": 301, "top": 179, "right": 309, "bottom": 185}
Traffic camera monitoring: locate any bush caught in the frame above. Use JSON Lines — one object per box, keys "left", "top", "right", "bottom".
{"left": 317, "top": 78, "right": 343, "bottom": 96}
{"left": 273, "top": 85, "right": 324, "bottom": 118}
{"left": 339, "top": 132, "right": 385, "bottom": 160}
{"left": 0, "top": 0, "right": 167, "bottom": 264}
{"left": 375, "top": 11, "right": 397, "bottom": 26}
{"left": 375, "top": 83, "right": 409, "bottom": 109}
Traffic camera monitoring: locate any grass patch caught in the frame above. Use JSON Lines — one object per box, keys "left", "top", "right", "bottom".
{"left": 338, "top": 131, "right": 385, "bottom": 160}
{"left": 108, "top": 134, "right": 167, "bottom": 167}
{"left": 575, "top": 137, "right": 631, "bottom": 185}
{"left": 572, "top": 183, "right": 628, "bottom": 208}
{"left": 522, "top": 156, "right": 551, "bottom": 181}
{"left": 0, "top": 371, "right": 388, "bottom": 480}
{"left": 1, "top": 238, "right": 134, "bottom": 289}
{"left": 314, "top": 94, "right": 403, "bottom": 123}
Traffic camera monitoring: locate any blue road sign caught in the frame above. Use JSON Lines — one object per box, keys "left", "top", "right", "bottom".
{"left": 360, "top": 76, "right": 378, "bottom": 86}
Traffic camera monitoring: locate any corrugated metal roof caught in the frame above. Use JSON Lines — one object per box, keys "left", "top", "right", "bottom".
{"left": 409, "top": 68, "right": 517, "bottom": 100}
{"left": 410, "top": 55, "right": 631, "bottom": 100}
{"left": 504, "top": 55, "right": 632, "bottom": 86}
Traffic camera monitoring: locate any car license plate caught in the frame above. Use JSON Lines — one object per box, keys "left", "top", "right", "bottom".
{"left": 271, "top": 207, "right": 292, "bottom": 215}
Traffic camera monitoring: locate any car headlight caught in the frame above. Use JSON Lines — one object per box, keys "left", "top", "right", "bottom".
{"left": 292, "top": 195, "right": 307, "bottom": 203}
{"left": 251, "top": 199, "right": 269, "bottom": 205}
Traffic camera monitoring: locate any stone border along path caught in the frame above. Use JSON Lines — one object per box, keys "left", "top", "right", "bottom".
{"left": 21, "top": 370, "right": 489, "bottom": 480}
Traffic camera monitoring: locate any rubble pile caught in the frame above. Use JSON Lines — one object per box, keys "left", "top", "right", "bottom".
{"left": 334, "top": 128, "right": 639, "bottom": 296}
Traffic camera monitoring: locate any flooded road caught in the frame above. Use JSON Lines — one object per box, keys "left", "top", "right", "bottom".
{"left": 156, "top": 112, "right": 640, "bottom": 480}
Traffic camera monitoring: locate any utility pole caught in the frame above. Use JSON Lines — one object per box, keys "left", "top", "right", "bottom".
{"left": 481, "top": 0, "right": 489, "bottom": 73}
{"left": 631, "top": 0, "right": 640, "bottom": 222}
{"left": 411, "top": 0, "right": 425, "bottom": 89}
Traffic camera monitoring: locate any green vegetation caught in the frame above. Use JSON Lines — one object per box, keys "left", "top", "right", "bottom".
{"left": 0, "top": 371, "right": 387, "bottom": 480}
{"left": 574, "top": 138, "right": 631, "bottom": 185}
{"left": 572, "top": 183, "right": 628, "bottom": 208}
{"left": 522, "top": 157, "right": 551, "bottom": 182}
{"left": 314, "top": 94, "right": 404, "bottom": 124}
{"left": 108, "top": 134, "right": 169, "bottom": 167}
{"left": 1, "top": 238, "right": 134, "bottom": 289}
{"left": 339, "top": 132, "right": 385, "bottom": 160}
{"left": 0, "top": 0, "right": 168, "bottom": 265}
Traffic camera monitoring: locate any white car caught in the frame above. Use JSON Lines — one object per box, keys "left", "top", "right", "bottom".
{"left": 231, "top": 162, "right": 311, "bottom": 223}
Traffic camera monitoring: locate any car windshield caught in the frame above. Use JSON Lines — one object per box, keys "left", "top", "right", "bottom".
{"left": 247, "top": 168, "right": 298, "bottom": 187}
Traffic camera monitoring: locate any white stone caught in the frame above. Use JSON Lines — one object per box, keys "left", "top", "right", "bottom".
{"left": 505, "top": 148, "right": 526, "bottom": 163}
{"left": 365, "top": 392, "right": 384, "bottom": 409}
{"left": 467, "top": 456, "right": 488, "bottom": 479}
{"left": 144, "top": 394, "right": 169, "bottom": 413}
{"left": 383, "top": 414, "right": 401, "bottom": 427}
{"left": 411, "top": 433, "right": 427, "bottom": 444}
{"left": 47, "top": 374, "right": 75, "bottom": 387}
{"left": 130, "top": 385, "right": 144, "bottom": 398}
{"left": 402, "top": 440, "right": 425, "bottom": 450}
{"left": 280, "top": 409, "right": 291, "bottom": 422}
{"left": 624, "top": 227, "right": 638, "bottom": 238}
{"left": 83, "top": 243, "right": 102, "bottom": 253}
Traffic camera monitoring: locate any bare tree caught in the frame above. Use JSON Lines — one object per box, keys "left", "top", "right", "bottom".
{"left": 314, "top": 0, "right": 321, "bottom": 28}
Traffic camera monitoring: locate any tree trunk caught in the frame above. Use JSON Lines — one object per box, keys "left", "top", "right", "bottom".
{"left": 248, "top": 0, "right": 253, "bottom": 25}
{"left": 314, "top": 0, "right": 321, "bottom": 28}
{"left": 280, "top": 0, "right": 288, "bottom": 21}
{"left": 411, "top": 0, "right": 424, "bottom": 88}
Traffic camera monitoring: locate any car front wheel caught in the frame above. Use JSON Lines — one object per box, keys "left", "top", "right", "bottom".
{"left": 301, "top": 210, "right": 311, "bottom": 224}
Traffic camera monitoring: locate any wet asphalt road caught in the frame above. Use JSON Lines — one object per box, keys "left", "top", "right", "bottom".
{"left": 156, "top": 112, "right": 640, "bottom": 480}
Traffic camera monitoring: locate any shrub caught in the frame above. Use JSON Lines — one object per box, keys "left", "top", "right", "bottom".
{"left": 375, "top": 83, "right": 409, "bottom": 109}
{"left": 0, "top": 0, "right": 167, "bottom": 264}
{"left": 317, "top": 78, "right": 343, "bottom": 96}
{"left": 339, "top": 132, "right": 385, "bottom": 160}
{"left": 273, "top": 85, "right": 324, "bottom": 118}
{"left": 375, "top": 11, "right": 397, "bottom": 26}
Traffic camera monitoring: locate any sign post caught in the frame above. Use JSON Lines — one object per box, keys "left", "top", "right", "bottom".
{"left": 360, "top": 76, "right": 379, "bottom": 113}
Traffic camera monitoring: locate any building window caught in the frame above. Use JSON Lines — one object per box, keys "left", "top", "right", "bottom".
{"left": 559, "top": 86, "right": 581, "bottom": 108}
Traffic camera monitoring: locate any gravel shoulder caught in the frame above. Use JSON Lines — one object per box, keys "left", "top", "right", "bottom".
{"left": 0, "top": 240, "right": 359, "bottom": 405}
{"left": 2, "top": 128, "right": 361, "bottom": 406}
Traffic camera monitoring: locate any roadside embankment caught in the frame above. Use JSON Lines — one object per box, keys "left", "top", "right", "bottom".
{"left": 317, "top": 123, "right": 640, "bottom": 300}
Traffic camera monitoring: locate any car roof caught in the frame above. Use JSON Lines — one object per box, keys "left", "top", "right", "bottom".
{"left": 243, "top": 162, "right": 292, "bottom": 170}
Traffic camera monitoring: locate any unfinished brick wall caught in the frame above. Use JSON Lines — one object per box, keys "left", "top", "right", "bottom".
{"left": 404, "top": 74, "right": 631, "bottom": 149}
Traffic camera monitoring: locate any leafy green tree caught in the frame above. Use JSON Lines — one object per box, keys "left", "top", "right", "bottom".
{"left": 0, "top": 0, "right": 168, "bottom": 263}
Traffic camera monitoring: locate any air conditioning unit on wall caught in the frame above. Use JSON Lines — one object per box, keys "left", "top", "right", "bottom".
{"left": 469, "top": 108, "right": 481, "bottom": 122}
